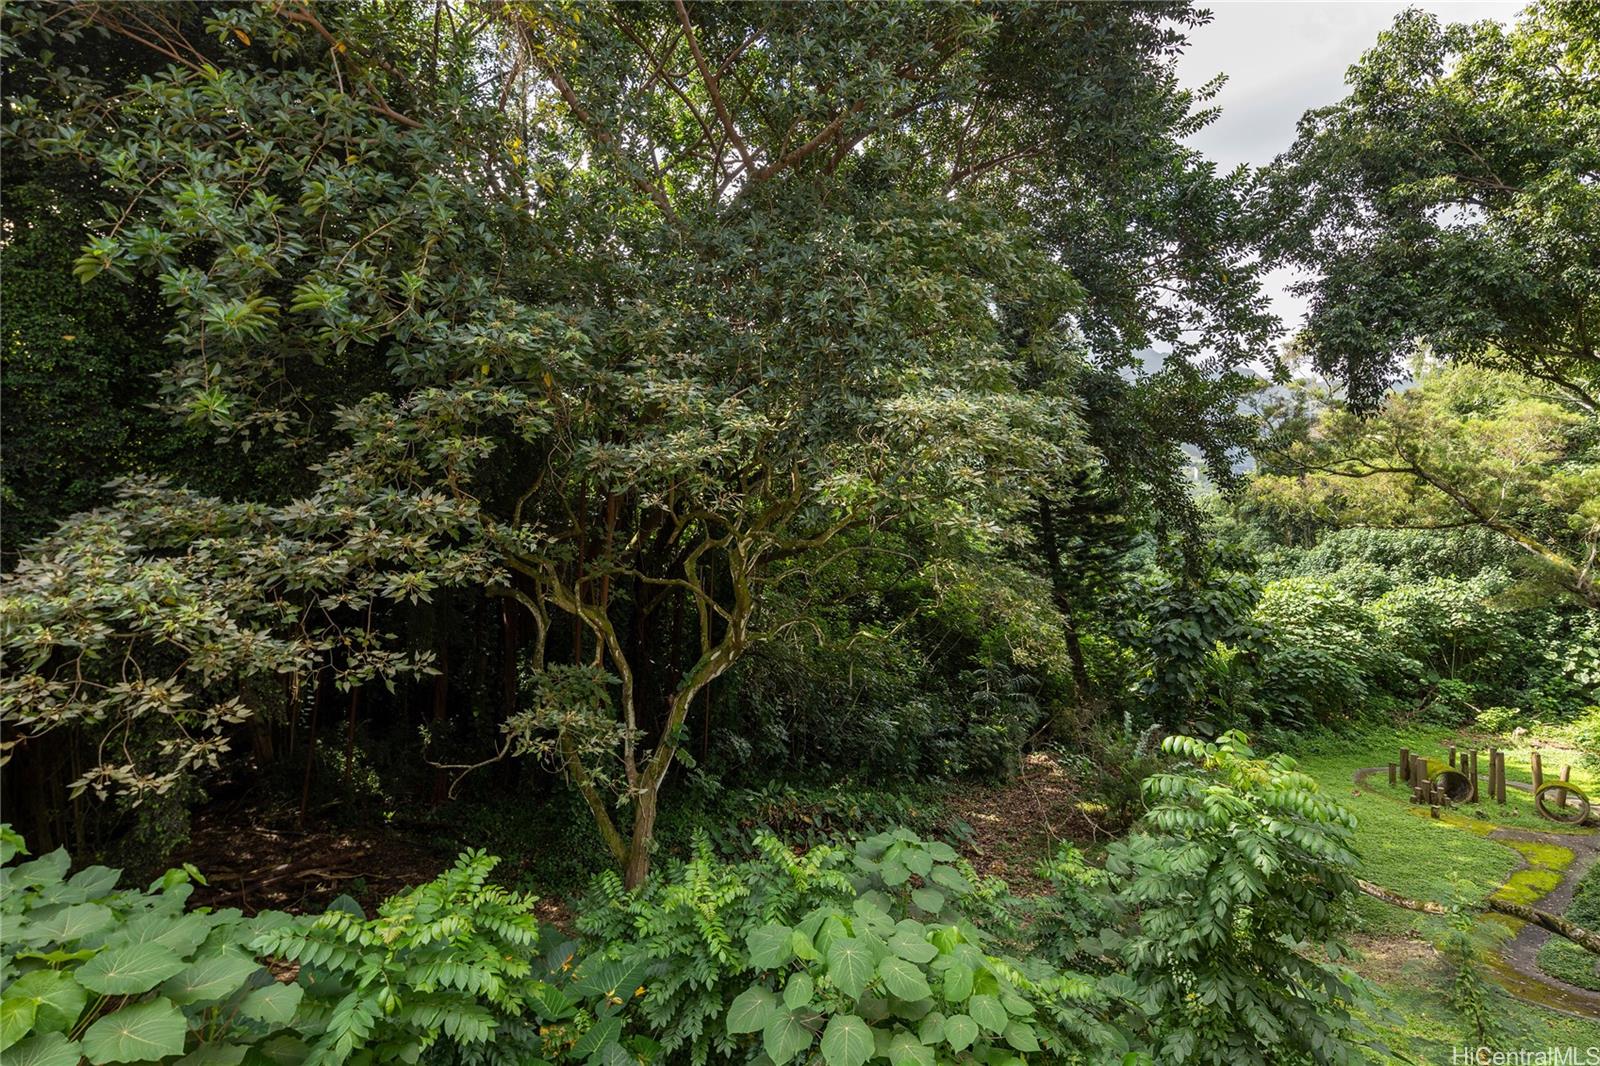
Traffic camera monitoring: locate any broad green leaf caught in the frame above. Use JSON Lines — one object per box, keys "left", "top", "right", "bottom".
{"left": 878, "top": 957, "right": 931, "bottom": 1001}
{"left": 11, "top": 851, "right": 68, "bottom": 890}
{"left": 529, "top": 981, "right": 575, "bottom": 1022}
{"left": 3, "top": 970, "right": 85, "bottom": 1034}
{"left": 910, "top": 888, "right": 945, "bottom": 914}
{"left": 254, "top": 1035, "right": 310, "bottom": 1065}
{"left": 941, "top": 963, "right": 973, "bottom": 1002}
{"left": 902, "top": 850, "right": 933, "bottom": 877}
{"left": 967, "top": 994, "right": 1006, "bottom": 1035}
{"left": 115, "top": 913, "right": 213, "bottom": 956}
{"left": 0, "top": 1032, "right": 80, "bottom": 1066}
{"left": 589, "top": 1042, "right": 632, "bottom": 1066}
{"left": 1003, "top": 1021, "right": 1039, "bottom": 1052}
{"left": 0, "top": 999, "right": 36, "bottom": 1053}
{"left": 726, "top": 985, "right": 777, "bottom": 1035}
{"left": 783, "top": 972, "right": 813, "bottom": 1011}
{"left": 238, "top": 982, "right": 303, "bottom": 1026}
{"left": 571, "top": 1017, "right": 620, "bottom": 1059}
{"left": 762, "top": 1010, "right": 813, "bottom": 1065}
{"left": 888, "top": 1031, "right": 934, "bottom": 1066}
{"left": 572, "top": 956, "right": 639, "bottom": 999}
{"left": 820, "top": 1014, "right": 872, "bottom": 1066}
{"left": 826, "top": 938, "right": 874, "bottom": 999}
{"left": 944, "top": 1014, "right": 978, "bottom": 1052}
{"left": 0, "top": 827, "right": 25, "bottom": 865}
{"left": 929, "top": 867, "right": 971, "bottom": 893}
{"left": 746, "top": 924, "right": 794, "bottom": 969}
{"left": 924, "top": 843, "right": 958, "bottom": 862}
{"left": 790, "top": 929, "right": 820, "bottom": 962}
{"left": 888, "top": 931, "right": 937, "bottom": 965}
{"left": 21, "top": 903, "right": 112, "bottom": 945}
{"left": 76, "top": 943, "right": 187, "bottom": 995}
{"left": 66, "top": 867, "right": 121, "bottom": 900}
{"left": 80, "top": 998, "right": 186, "bottom": 1064}
{"left": 880, "top": 861, "right": 911, "bottom": 887}
{"left": 999, "top": 991, "right": 1034, "bottom": 1017}
{"left": 162, "top": 951, "right": 261, "bottom": 1005}
{"left": 917, "top": 1012, "right": 945, "bottom": 1045}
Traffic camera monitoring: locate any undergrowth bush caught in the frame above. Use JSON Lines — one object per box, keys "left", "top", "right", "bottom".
{"left": 0, "top": 825, "right": 299, "bottom": 1066}
{"left": 1, "top": 732, "right": 1374, "bottom": 1066}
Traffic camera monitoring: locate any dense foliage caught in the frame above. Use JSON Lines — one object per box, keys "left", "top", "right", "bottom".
{"left": 1, "top": 0, "right": 1596, "bottom": 1058}
{"left": 1, "top": 732, "right": 1377, "bottom": 1066}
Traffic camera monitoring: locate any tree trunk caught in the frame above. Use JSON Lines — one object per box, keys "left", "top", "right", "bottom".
{"left": 1357, "top": 878, "right": 1600, "bottom": 955}
{"left": 623, "top": 790, "right": 658, "bottom": 889}
{"left": 1062, "top": 613, "right": 1091, "bottom": 705}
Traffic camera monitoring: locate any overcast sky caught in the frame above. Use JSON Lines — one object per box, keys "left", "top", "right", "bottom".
{"left": 1174, "top": 1, "right": 1521, "bottom": 335}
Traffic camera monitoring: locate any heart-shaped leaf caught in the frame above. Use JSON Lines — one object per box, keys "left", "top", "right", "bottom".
{"left": 878, "top": 957, "right": 931, "bottom": 1001}
{"left": 80, "top": 998, "right": 186, "bottom": 1064}
{"left": 826, "top": 938, "right": 874, "bottom": 999}
{"left": 820, "top": 1014, "right": 872, "bottom": 1066}
{"left": 76, "top": 943, "right": 187, "bottom": 995}
{"left": 726, "top": 985, "right": 777, "bottom": 1035}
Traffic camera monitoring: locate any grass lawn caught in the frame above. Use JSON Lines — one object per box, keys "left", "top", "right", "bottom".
{"left": 1282, "top": 724, "right": 1600, "bottom": 1057}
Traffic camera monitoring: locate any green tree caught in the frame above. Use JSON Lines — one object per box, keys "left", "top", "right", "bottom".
{"left": 1259, "top": 1, "right": 1600, "bottom": 410}
{"left": 2, "top": 0, "right": 1276, "bottom": 887}
{"left": 1254, "top": 365, "right": 1600, "bottom": 608}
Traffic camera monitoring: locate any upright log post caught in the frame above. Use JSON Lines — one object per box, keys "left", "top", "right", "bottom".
{"left": 1469, "top": 749, "right": 1480, "bottom": 802}
{"left": 1400, "top": 747, "right": 1411, "bottom": 783}
{"left": 1558, "top": 765, "right": 1572, "bottom": 810}
{"left": 1389, "top": 762, "right": 1397, "bottom": 786}
{"left": 1531, "top": 750, "right": 1543, "bottom": 791}
{"left": 1449, "top": 746, "right": 1457, "bottom": 768}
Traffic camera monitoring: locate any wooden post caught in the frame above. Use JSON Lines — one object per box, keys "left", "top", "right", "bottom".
{"left": 1449, "top": 746, "right": 1457, "bottom": 768}
{"left": 1388, "top": 762, "right": 1397, "bottom": 786}
{"left": 1415, "top": 755, "right": 1429, "bottom": 790}
{"left": 1400, "top": 747, "right": 1411, "bottom": 783}
{"left": 1468, "top": 750, "right": 1479, "bottom": 802}
{"left": 1495, "top": 752, "right": 1508, "bottom": 805}
{"left": 1531, "top": 750, "right": 1543, "bottom": 791}
{"left": 1430, "top": 804, "right": 1440, "bottom": 819}
{"left": 1557, "top": 765, "right": 1571, "bottom": 810}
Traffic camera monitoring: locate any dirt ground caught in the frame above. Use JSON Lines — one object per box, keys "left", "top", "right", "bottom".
{"left": 941, "top": 751, "right": 1106, "bottom": 895}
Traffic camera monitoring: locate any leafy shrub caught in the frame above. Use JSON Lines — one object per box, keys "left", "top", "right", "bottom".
{"left": 1372, "top": 577, "right": 1514, "bottom": 687}
{"left": 1249, "top": 578, "right": 1408, "bottom": 727}
{"left": 0, "top": 825, "right": 302, "bottom": 1066}
{"left": 574, "top": 830, "right": 1118, "bottom": 1065}
{"left": 1125, "top": 564, "right": 1262, "bottom": 729}
{"left": 1474, "top": 705, "right": 1526, "bottom": 733}
{"left": 1036, "top": 732, "right": 1376, "bottom": 1066}
{"left": 252, "top": 851, "right": 568, "bottom": 1065}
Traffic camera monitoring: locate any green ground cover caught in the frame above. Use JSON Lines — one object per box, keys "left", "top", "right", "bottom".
{"left": 1288, "top": 726, "right": 1600, "bottom": 1056}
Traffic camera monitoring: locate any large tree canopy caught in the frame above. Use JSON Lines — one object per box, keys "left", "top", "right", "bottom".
{"left": 1255, "top": 364, "right": 1600, "bottom": 610}
{"left": 1259, "top": 1, "right": 1600, "bottom": 410}
{"left": 2, "top": 0, "right": 1273, "bottom": 885}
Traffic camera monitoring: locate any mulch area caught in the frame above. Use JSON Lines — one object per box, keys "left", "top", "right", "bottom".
{"left": 169, "top": 811, "right": 579, "bottom": 929}
{"left": 941, "top": 752, "right": 1106, "bottom": 896}
{"left": 168, "top": 815, "right": 450, "bottom": 916}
